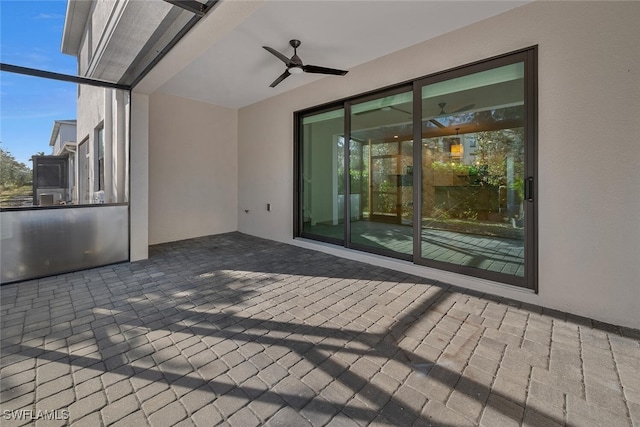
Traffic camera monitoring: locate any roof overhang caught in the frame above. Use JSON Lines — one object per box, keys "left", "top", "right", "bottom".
{"left": 61, "top": 0, "right": 92, "bottom": 56}
{"left": 59, "top": 142, "right": 78, "bottom": 156}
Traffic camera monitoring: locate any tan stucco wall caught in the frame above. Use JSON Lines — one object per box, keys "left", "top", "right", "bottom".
{"left": 147, "top": 92, "right": 238, "bottom": 245}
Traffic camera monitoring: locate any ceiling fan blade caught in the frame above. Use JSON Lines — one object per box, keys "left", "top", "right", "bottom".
{"left": 390, "top": 106, "right": 412, "bottom": 116}
{"left": 429, "top": 119, "right": 447, "bottom": 129}
{"left": 263, "top": 46, "right": 292, "bottom": 66}
{"left": 302, "top": 64, "right": 348, "bottom": 76}
{"left": 269, "top": 70, "right": 291, "bottom": 88}
{"left": 452, "top": 104, "right": 475, "bottom": 113}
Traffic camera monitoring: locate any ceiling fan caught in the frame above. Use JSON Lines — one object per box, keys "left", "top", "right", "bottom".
{"left": 429, "top": 102, "right": 475, "bottom": 129}
{"left": 437, "top": 102, "right": 474, "bottom": 115}
{"left": 263, "top": 39, "right": 348, "bottom": 88}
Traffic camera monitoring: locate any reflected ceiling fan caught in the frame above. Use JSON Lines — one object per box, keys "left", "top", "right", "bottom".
{"left": 263, "top": 39, "right": 348, "bottom": 88}
{"left": 429, "top": 102, "right": 475, "bottom": 129}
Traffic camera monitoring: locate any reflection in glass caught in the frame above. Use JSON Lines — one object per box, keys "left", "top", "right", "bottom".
{"left": 301, "top": 109, "right": 345, "bottom": 242}
{"left": 350, "top": 91, "right": 413, "bottom": 256}
{"left": 420, "top": 62, "right": 525, "bottom": 276}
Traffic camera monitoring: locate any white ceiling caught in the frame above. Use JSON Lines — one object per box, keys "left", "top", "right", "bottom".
{"left": 156, "top": 0, "right": 529, "bottom": 109}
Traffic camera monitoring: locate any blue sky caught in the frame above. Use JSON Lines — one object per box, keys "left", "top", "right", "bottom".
{"left": 1, "top": 0, "right": 77, "bottom": 166}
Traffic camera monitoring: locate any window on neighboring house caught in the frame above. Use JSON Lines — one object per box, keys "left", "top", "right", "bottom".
{"left": 96, "top": 124, "right": 105, "bottom": 191}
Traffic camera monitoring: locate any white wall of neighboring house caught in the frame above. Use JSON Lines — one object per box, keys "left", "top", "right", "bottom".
{"left": 231, "top": 1, "right": 640, "bottom": 328}
{"left": 147, "top": 92, "right": 238, "bottom": 245}
{"left": 76, "top": 85, "right": 102, "bottom": 203}
{"left": 75, "top": 85, "right": 128, "bottom": 205}
{"left": 51, "top": 122, "right": 76, "bottom": 156}
{"left": 71, "top": 1, "right": 129, "bottom": 206}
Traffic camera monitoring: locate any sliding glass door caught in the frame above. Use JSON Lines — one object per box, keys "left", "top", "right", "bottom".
{"left": 296, "top": 48, "right": 536, "bottom": 289}
{"left": 298, "top": 108, "right": 345, "bottom": 244}
{"left": 415, "top": 51, "right": 536, "bottom": 288}
{"left": 348, "top": 88, "right": 413, "bottom": 258}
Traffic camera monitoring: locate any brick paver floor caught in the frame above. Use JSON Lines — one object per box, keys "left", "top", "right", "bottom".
{"left": 1, "top": 232, "right": 639, "bottom": 426}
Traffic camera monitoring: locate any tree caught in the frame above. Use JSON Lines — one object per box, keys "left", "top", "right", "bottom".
{"left": 474, "top": 127, "right": 524, "bottom": 189}
{"left": 0, "top": 143, "right": 33, "bottom": 189}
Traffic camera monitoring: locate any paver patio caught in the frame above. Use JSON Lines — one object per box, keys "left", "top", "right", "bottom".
{"left": 1, "top": 232, "right": 639, "bottom": 426}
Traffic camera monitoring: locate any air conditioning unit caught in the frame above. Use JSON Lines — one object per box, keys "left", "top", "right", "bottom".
{"left": 39, "top": 194, "right": 55, "bottom": 206}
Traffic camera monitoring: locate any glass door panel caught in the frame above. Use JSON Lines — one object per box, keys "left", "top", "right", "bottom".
{"left": 349, "top": 90, "right": 413, "bottom": 257}
{"left": 419, "top": 61, "right": 527, "bottom": 280}
{"left": 300, "top": 108, "right": 345, "bottom": 243}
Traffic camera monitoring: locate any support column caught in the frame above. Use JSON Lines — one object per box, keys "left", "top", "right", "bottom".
{"left": 130, "top": 92, "right": 149, "bottom": 261}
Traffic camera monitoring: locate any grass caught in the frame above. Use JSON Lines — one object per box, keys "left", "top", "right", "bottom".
{"left": 0, "top": 185, "right": 33, "bottom": 207}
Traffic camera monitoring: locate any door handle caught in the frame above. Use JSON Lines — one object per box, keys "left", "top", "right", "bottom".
{"left": 525, "top": 177, "right": 534, "bottom": 202}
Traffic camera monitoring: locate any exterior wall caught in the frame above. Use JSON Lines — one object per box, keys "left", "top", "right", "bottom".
{"left": 76, "top": 85, "right": 128, "bottom": 204}
{"left": 78, "top": 21, "right": 89, "bottom": 76}
{"left": 52, "top": 123, "right": 76, "bottom": 157}
{"left": 237, "top": 1, "right": 640, "bottom": 328}
{"left": 89, "top": 0, "right": 114, "bottom": 61}
{"left": 148, "top": 92, "right": 238, "bottom": 245}
{"left": 47, "top": 123, "right": 77, "bottom": 202}
{"left": 56, "top": 124, "right": 76, "bottom": 155}
{"left": 61, "top": 124, "right": 76, "bottom": 203}
{"left": 76, "top": 85, "right": 103, "bottom": 203}
{"left": 77, "top": 0, "right": 120, "bottom": 77}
